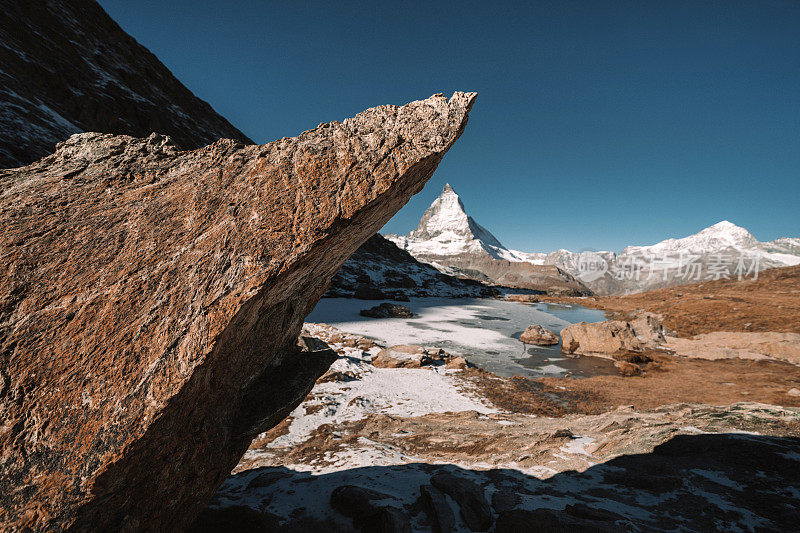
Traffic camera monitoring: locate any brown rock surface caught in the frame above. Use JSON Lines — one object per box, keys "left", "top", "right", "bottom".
{"left": 560, "top": 320, "right": 647, "bottom": 358}
{"left": 372, "top": 345, "right": 434, "bottom": 368}
{"left": 0, "top": 92, "right": 476, "bottom": 530}
{"left": 519, "top": 324, "right": 559, "bottom": 345}
{"left": 665, "top": 331, "right": 800, "bottom": 365}
{"left": 560, "top": 313, "right": 666, "bottom": 358}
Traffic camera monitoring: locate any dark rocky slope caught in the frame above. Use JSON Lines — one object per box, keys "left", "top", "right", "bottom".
{"left": 327, "top": 234, "right": 497, "bottom": 299}
{"left": 0, "top": 92, "right": 476, "bottom": 531}
{"left": 0, "top": 0, "right": 252, "bottom": 168}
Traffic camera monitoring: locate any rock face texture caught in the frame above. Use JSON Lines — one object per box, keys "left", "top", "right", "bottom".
{"left": 560, "top": 314, "right": 665, "bottom": 358}
{"left": 665, "top": 332, "right": 800, "bottom": 365}
{"left": 370, "top": 345, "right": 452, "bottom": 369}
{"left": 0, "top": 92, "right": 476, "bottom": 531}
{"left": 0, "top": 0, "right": 252, "bottom": 168}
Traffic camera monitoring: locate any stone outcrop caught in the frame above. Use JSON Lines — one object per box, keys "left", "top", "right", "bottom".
{"left": 0, "top": 0, "right": 253, "bottom": 168}
{"left": 519, "top": 324, "right": 559, "bottom": 345}
{"left": 330, "top": 485, "right": 411, "bottom": 532}
{"left": 560, "top": 313, "right": 665, "bottom": 358}
{"left": 665, "top": 332, "right": 800, "bottom": 365}
{"left": 430, "top": 472, "right": 493, "bottom": 531}
{"left": 0, "top": 92, "right": 476, "bottom": 531}
{"left": 371, "top": 345, "right": 450, "bottom": 368}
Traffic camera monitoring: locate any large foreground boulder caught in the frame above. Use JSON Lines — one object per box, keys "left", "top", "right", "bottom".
{"left": 0, "top": 92, "right": 476, "bottom": 531}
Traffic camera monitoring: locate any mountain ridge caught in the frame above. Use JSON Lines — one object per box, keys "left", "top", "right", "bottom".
{"left": 385, "top": 185, "right": 800, "bottom": 295}
{"left": 386, "top": 184, "right": 591, "bottom": 295}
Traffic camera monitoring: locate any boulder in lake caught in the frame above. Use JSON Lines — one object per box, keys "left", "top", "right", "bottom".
{"left": 519, "top": 324, "right": 559, "bottom": 345}
{"left": 360, "top": 302, "right": 414, "bottom": 318}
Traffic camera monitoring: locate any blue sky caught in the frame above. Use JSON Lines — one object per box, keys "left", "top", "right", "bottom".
{"left": 99, "top": 0, "right": 799, "bottom": 252}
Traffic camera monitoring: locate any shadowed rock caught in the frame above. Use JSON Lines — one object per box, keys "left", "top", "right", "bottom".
{"left": 0, "top": 92, "right": 476, "bottom": 531}
{"left": 0, "top": 0, "right": 254, "bottom": 168}
{"left": 431, "top": 472, "right": 493, "bottom": 531}
{"left": 360, "top": 302, "right": 414, "bottom": 318}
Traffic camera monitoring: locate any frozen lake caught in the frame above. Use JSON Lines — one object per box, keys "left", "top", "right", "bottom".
{"left": 307, "top": 297, "right": 615, "bottom": 378}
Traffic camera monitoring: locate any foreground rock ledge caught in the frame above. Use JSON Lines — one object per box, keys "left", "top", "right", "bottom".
{"left": 0, "top": 92, "right": 476, "bottom": 531}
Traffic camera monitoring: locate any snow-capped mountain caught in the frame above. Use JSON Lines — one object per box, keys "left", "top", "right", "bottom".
{"left": 387, "top": 183, "right": 545, "bottom": 264}
{"left": 0, "top": 0, "right": 252, "bottom": 168}
{"left": 546, "top": 221, "right": 800, "bottom": 295}
{"left": 385, "top": 183, "right": 799, "bottom": 296}
{"left": 386, "top": 184, "right": 590, "bottom": 295}
{"left": 623, "top": 221, "right": 756, "bottom": 256}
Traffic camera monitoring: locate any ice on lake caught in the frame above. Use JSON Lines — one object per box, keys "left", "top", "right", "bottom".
{"left": 307, "top": 298, "right": 616, "bottom": 378}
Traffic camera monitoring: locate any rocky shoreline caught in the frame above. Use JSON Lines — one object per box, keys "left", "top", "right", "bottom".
{"left": 201, "top": 267, "right": 800, "bottom": 531}
{"left": 199, "top": 319, "right": 800, "bottom": 532}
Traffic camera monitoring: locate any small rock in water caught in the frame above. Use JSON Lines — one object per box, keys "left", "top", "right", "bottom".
{"left": 504, "top": 294, "right": 540, "bottom": 303}
{"left": 360, "top": 302, "right": 414, "bottom": 318}
{"left": 519, "top": 324, "right": 559, "bottom": 345}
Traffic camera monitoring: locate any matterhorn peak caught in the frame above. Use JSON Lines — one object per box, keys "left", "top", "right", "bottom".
{"left": 408, "top": 182, "right": 472, "bottom": 240}
{"left": 710, "top": 220, "right": 736, "bottom": 228}
{"left": 389, "top": 182, "right": 530, "bottom": 261}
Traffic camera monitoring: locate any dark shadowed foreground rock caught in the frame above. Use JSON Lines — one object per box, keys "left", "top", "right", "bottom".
{"left": 430, "top": 472, "right": 493, "bottom": 531}
{"left": 0, "top": 92, "right": 476, "bottom": 531}
{"left": 0, "top": 0, "right": 253, "bottom": 168}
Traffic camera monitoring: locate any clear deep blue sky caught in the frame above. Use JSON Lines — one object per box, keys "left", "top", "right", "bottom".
{"left": 98, "top": 0, "right": 799, "bottom": 252}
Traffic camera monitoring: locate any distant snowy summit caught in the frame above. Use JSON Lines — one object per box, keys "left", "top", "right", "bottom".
{"left": 385, "top": 184, "right": 800, "bottom": 296}
{"left": 547, "top": 220, "right": 800, "bottom": 294}
{"left": 386, "top": 184, "right": 591, "bottom": 296}
{"left": 620, "top": 220, "right": 800, "bottom": 260}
